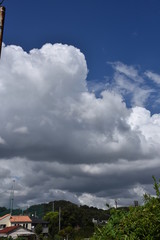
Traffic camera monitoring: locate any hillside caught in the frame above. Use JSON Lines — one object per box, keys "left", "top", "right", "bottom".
{"left": 24, "top": 200, "right": 109, "bottom": 222}
{"left": 26, "top": 200, "right": 110, "bottom": 239}
{"left": 0, "top": 200, "right": 110, "bottom": 239}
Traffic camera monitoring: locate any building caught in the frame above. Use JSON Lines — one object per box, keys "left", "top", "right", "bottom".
{"left": 0, "top": 214, "right": 32, "bottom": 230}
{"left": 10, "top": 215, "right": 32, "bottom": 230}
{"left": 0, "top": 225, "right": 36, "bottom": 239}
{"left": 0, "top": 214, "right": 11, "bottom": 229}
{"left": 31, "top": 217, "right": 49, "bottom": 236}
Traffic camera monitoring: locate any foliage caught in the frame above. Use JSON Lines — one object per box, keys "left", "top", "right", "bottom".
{"left": 43, "top": 211, "right": 59, "bottom": 238}
{"left": 152, "top": 175, "right": 160, "bottom": 198}
{"left": 0, "top": 238, "right": 12, "bottom": 240}
{"left": 59, "top": 226, "right": 74, "bottom": 239}
{"left": 91, "top": 176, "right": 160, "bottom": 240}
{"left": 35, "top": 223, "right": 43, "bottom": 235}
{"left": 0, "top": 207, "right": 23, "bottom": 217}
{"left": 54, "top": 235, "right": 63, "bottom": 240}
{"left": 0, "top": 200, "right": 109, "bottom": 239}
{"left": 15, "top": 238, "right": 28, "bottom": 240}
{"left": 42, "top": 201, "right": 109, "bottom": 239}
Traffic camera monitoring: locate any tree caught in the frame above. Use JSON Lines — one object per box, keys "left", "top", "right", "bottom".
{"left": 59, "top": 226, "right": 74, "bottom": 239}
{"left": 44, "top": 211, "right": 59, "bottom": 238}
{"left": 91, "top": 176, "right": 160, "bottom": 240}
{"left": 35, "top": 223, "right": 43, "bottom": 236}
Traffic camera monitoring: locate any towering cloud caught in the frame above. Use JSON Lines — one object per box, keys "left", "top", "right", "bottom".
{"left": 0, "top": 43, "right": 160, "bottom": 208}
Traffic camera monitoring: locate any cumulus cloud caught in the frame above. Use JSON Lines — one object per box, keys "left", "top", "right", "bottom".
{"left": 0, "top": 43, "right": 160, "bottom": 208}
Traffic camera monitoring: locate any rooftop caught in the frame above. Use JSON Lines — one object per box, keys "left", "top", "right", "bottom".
{"left": 0, "top": 226, "right": 19, "bottom": 234}
{"left": 31, "top": 217, "right": 48, "bottom": 224}
{"left": 10, "top": 216, "right": 32, "bottom": 223}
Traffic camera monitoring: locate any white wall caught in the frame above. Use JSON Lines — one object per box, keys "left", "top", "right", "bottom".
{"left": 0, "top": 215, "right": 11, "bottom": 228}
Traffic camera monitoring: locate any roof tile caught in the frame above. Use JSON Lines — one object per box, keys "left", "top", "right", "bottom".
{"left": 10, "top": 216, "right": 32, "bottom": 223}
{"left": 0, "top": 226, "right": 19, "bottom": 233}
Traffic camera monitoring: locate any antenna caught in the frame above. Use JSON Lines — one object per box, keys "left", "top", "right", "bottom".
{"left": 10, "top": 180, "right": 15, "bottom": 215}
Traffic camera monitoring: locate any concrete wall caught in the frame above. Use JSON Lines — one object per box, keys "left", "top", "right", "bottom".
{"left": 11, "top": 222, "right": 32, "bottom": 230}
{"left": 0, "top": 215, "right": 11, "bottom": 228}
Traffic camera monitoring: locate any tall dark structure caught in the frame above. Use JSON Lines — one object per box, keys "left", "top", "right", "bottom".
{"left": 0, "top": 4, "right": 5, "bottom": 58}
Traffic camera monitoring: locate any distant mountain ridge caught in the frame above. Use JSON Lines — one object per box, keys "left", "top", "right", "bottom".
{"left": 0, "top": 200, "right": 109, "bottom": 220}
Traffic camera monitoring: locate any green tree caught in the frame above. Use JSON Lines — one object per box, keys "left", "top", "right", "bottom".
{"left": 59, "top": 226, "right": 74, "bottom": 239}
{"left": 44, "top": 211, "right": 59, "bottom": 239}
{"left": 35, "top": 223, "right": 43, "bottom": 236}
{"left": 91, "top": 176, "right": 160, "bottom": 240}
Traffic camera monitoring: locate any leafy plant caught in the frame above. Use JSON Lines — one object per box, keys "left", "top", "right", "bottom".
{"left": 35, "top": 223, "right": 43, "bottom": 236}
{"left": 91, "top": 176, "right": 160, "bottom": 240}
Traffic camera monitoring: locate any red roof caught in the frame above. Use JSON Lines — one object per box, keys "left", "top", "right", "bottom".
{"left": 0, "top": 226, "right": 19, "bottom": 234}
{"left": 10, "top": 216, "right": 32, "bottom": 223}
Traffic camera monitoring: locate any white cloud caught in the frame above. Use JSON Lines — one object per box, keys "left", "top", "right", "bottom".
{"left": 108, "top": 62, "right": 155, "bottom": 107}
{"left": 128, "top": 107, "right": 160, "bottom": 142}
{"left": 0, "top": 136, "right": 6, "bottom": 144}
{"left": 13, "top": 126, "right": 29, "bottom": 134}
{"left": 0, "top": 43, "right": 160, "bottom": 208}
{"left": 109, "top": 61, "right": 143, "bottom": 82}
{"left": 78, "top": 193, "right": 108, "bottom": 209}
{"left": 130, "top": 185, "right": 146, "bottom": 197}
{"left": 145, "top": 70, "right": 160, "bottom": 84}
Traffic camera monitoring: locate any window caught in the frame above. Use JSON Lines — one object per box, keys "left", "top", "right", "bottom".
{"left": 0, "top": 224, "right": 6, "bottom": 229}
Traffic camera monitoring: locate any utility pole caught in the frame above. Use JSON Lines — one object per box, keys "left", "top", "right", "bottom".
{"left": 52, "top": 201, "right": 54, "bottom": 212}
{"left": 115, "top": 199, "right": 118, "bottom": 209}
{"left": 0, "top": 3, "right": 5, "bottom": 58}
{"left": 59, "top": 207, "right": 61, "bottom": 231}
{"left": 10, "top": 180, "right": 15, "bottom": 215}
{"left": 134, "top": 200, "right": 139, "bottom": 207}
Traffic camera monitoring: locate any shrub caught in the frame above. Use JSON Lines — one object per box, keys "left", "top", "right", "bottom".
{"left": 91, "top": 176, "right": 160, "bottom": 240}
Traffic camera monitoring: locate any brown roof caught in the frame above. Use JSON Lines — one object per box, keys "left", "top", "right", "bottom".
{"left": 10, "top": 216, "right": 32, "bottom": 223}
{"left": 0, "top": 226, "right": 19, "bottom": 234}
{"left": 0, "top": 214, "right": 11, "bottom": 221}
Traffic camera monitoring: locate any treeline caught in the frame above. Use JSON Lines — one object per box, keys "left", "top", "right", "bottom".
{"left": 0, "top": 207, "right": 22, "bottom": 217}
{"left": 25, "top": 200, "right": 109, "bottom": 221}
{"left": 0, "top": 200, "right": 109, "bottom": 239}
{"left": 27, "top": 200, "right": 109, "bottom": 239}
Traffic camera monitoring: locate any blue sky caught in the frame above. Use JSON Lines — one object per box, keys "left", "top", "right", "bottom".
{"left": 3, "top": 0, "right": 160, "bottom": 112}
{"left": 3, "top": 0, "right": 160, "bottom": 75}
{"left": 1, "top": 0, "right": 160, "bottom": 208}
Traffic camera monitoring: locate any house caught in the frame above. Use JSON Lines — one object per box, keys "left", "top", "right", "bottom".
{"left": 0, "top": 214, "right": 32, "bottom": 230}
{"left": 0, "top": 225, "right": 36, "bottom": 239}
{"left": 92, "top": 218, "right": 108, "bottom": 225}
{"left": 0, "top": 214, "right": 11, "bottom": 229}
{"left": 10, "top": 215, "right": 32, "bottom": 230}
{"left": 31, "top": 217, "right": 49, "bottom": 236}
